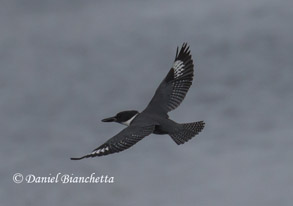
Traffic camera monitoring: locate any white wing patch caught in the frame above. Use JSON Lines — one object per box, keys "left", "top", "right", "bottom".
{"left": 92, "top": 146, "right": 109, "bottom": 155}
{"left": 173, "top": 60, "right": 185, "bottom": 78}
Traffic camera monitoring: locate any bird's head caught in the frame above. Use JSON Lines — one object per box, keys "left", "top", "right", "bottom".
{"left": 102, "top": 110, "right": 139, "bottom": 126}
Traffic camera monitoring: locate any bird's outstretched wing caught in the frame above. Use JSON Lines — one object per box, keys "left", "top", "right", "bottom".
{"left": 144, "top": 43, "right": 194, "bottom": 115}
{"left": 71, "top": 125, "right": 155, "bottom": 160}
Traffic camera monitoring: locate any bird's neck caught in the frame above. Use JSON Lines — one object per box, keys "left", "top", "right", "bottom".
{"left": 121, "top": 113, "right": 139, "bottom": 126}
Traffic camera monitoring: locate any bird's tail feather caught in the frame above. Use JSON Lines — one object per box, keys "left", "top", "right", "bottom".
{"left": 169, "top": 121, "right": 205, "bottom": 145}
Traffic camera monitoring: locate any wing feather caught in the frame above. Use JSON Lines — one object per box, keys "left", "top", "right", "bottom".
{"left": 71, "top": 125, "right": 154, "bottom": 160}
{"left": 144, "top": 43, "right": 194, "bottom": 115}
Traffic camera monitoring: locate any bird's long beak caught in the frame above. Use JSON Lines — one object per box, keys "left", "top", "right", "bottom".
{"left": 101, "top": 116, "right": 117, "bottom": 122}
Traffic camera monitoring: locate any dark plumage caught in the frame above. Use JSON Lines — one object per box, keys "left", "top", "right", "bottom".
{"left": 71, "top": 43, "right": 205, "bottom": 160}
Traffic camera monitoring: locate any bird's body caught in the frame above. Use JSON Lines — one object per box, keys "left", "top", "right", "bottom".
{"left": 129, "top": 111, "right": 176, "bottom": 135}
{"left": 71, "top": 43, "right": 205, "bottom": 160}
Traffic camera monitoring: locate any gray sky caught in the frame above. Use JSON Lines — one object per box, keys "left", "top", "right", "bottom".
{"left": 1, "top": 0, "right": 293, "bottom": 205}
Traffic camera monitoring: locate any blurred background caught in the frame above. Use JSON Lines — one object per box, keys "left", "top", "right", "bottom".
{"left": 1, "top": 0, "right": 292, "bottom": 205}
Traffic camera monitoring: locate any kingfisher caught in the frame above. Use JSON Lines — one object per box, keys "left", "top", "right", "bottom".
{"left": 71, "top": 43, "right": 205, "bottom": 160}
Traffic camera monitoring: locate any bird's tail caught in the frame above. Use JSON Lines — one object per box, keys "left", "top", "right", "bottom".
{"left": 169, "top": 121, "right": 205, "bottom": 145}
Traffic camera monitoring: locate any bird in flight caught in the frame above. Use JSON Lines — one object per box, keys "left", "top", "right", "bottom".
{"left": 71, "top": 43, "right": 205, "bottom": 160}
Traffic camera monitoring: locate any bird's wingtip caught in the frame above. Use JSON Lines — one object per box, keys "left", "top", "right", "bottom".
{"left": 70, "top": 156, "right": 86, "bottom": 160}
